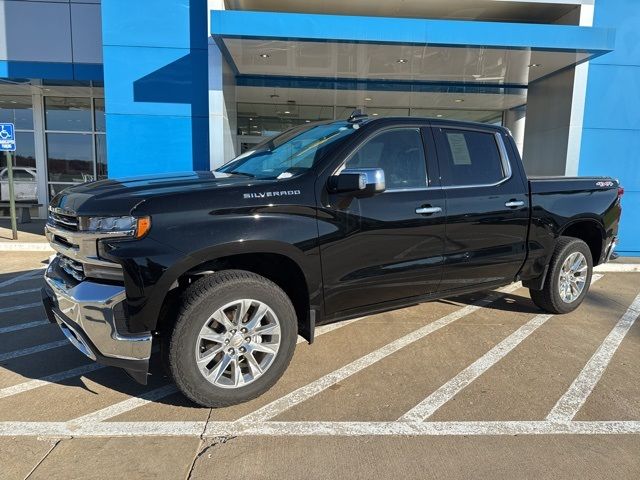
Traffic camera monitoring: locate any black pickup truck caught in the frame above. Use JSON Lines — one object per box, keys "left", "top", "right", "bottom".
{"left": 42, "top": 116, "right": 622, "bottom": 407}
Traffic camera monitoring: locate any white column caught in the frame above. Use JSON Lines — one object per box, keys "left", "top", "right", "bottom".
{"left": 208, "top": 0, "right": 236, "bottom": 169}
{"left": 504, "top": 106, "right": 526, "bottom": 156}
{"left": 31, "top": 83, "right": 48, "bottom": 218}
{"left": 565, "top": 3, "right": 595, "bottom": 176}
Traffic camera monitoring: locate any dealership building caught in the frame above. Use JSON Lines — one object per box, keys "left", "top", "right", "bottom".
{"left": 0, "top": 0, "right": 637, "bottom": 255}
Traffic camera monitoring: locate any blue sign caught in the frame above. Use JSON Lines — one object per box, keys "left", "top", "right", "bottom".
{"left": 0, "top": 123, "right": 16, "bottom": 152}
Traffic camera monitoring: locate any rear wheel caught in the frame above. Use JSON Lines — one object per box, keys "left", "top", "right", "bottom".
{"left": 529, "top": 236, "right": 593, "bottom": 314}
{"left": 168, "top": 270, "right": 297, "bottom": 407}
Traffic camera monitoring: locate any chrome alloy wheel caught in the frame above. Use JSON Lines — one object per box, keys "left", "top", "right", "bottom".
{"left": 558, "top": 251, "right": 588, "bottom": 303}
{"left": 195, "top": 299, "right": 281, "bottom": 388}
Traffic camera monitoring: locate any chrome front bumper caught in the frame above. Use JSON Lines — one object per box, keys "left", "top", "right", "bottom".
{"left": 42, "top": 257, "right": 152, "bottom": 382}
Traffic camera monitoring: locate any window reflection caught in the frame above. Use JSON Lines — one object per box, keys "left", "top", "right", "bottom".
{"left": 46, "top": 133, "right": 94, "bottom": 183}
{"left": 94, "top": 98, "right": 105, "bottom": 132}
{"left": 45, "top": 97, "right": 92, "bottom": 132}
{"left": 96, "top": 134, "right": 107, "bottom": 179}
{"left": 0, "top": 95, "right": 34, "bottom": 130}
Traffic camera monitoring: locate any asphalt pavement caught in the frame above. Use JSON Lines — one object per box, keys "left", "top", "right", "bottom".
{"left": 0, "top": 251, "right": 639, "bottom": 479}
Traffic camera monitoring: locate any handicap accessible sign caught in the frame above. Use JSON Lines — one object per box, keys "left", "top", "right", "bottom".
{"left": 0, "top": 123, "right": 16, "bottom": 152}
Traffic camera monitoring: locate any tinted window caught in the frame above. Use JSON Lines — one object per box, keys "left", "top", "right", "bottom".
{"left": 346, "top": 128, "right": 427, "bottom": 190}
{"left": 438, "top": 129, "right": 506, "bottom": 187}
{"left": 45, "top": 97, "right": 92, "bottom": 132}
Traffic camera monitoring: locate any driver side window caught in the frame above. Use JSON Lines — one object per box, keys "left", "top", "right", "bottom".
{"left": 345, "top": 128, "right": 428, "bottom": 190}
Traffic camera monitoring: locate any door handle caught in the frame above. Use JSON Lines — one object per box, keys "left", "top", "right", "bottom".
{"left": 505, "top": 200, "right": 525, "bottom": 208}
{"left": 415, "top": 206, "right": 442, "bottom": 215}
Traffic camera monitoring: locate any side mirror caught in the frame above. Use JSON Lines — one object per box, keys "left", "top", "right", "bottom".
{"left": 328, "top": 168, "right": 386, "bottom": 196}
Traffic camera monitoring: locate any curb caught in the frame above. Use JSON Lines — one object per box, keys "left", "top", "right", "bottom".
{"left": 0, "top": 243, "right": 53, "bottom": 252}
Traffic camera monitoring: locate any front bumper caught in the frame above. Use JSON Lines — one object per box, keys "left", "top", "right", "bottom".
{"left": 42, "top": 256, "right": 152, "bottom": 383}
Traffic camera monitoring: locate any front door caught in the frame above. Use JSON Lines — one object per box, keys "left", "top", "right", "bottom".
{"left": 318, "top": 126, "right": 446, "bottom": 316}
{"left": 431, "top": 125, "right": 529, "bottom": 291}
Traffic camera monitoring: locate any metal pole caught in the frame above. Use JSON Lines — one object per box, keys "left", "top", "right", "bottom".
{"left": 6, "top": 151, "right": 18, "bottom": 240}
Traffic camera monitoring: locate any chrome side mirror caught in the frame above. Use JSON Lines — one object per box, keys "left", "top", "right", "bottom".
{"left": 328, "top": 168, "right": 386, "bottom": 196}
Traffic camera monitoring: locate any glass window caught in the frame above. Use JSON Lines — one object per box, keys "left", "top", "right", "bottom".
{"left": 94, "top": 98, "right": 105, "bottom": 132}
{"left": 218, "top": 122, "right": 358, "bottom": 179}
{"left": 96, "top": 134, "right": 107, "bottom": 179}
{"left": 438, "top": 129, "right": 506, "bottom": 187}
{"left": 46, "top": 133, "right": 94, "bottom": 183}
{"left": 1, "top": 132, "right": 36, "bottom": 169}
{"left": 346, "top": 128, "right": 427, "bottom": 190}
{"left": 0, "top": 95, "right": 34, "bottom": 129}
{"left": 411, "top": 109, "right": 503, "bottom": 125}
{"left": 45, "top": 97, "right": 92, "bottom": 131}
{"left": 237, "top": 103, "right": 333, "bottom": 137}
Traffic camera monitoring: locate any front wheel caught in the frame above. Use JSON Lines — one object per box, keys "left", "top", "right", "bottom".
{"left": 168, "top": 270, "right": 297, "bottom": 407}
{"left": 529, "top": 236, "right": 593, "bottom": 314}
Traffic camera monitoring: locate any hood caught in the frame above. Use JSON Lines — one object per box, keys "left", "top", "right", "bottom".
{"left": 49, "top": 171, "right": 267, "bottom": 216}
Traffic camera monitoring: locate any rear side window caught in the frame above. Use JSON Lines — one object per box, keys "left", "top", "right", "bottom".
{"left": 437, "top": 128, "right": 507, "bottom": 187}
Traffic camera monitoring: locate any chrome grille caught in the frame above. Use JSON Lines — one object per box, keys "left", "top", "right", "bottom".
{"left": 58, "top": 255, "right": 85, "bottom": 282}
{"left": 48, "top": 209, "right": 79, "bottom": 231}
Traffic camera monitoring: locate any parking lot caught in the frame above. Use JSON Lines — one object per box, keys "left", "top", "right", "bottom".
{"left": 1, "top": 251, "right": 639, "bottom": 479}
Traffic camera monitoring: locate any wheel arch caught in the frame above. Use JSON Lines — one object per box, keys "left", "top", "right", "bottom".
{"left": 559, "top": 217, "right": 606, "bottom": 266}
{"left": 155, "top": 240, "right": 316, "bottom": 342}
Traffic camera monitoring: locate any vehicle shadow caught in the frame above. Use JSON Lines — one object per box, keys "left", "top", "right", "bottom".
{"left": 0, "top": 284, "right": 552, "bottom": 412}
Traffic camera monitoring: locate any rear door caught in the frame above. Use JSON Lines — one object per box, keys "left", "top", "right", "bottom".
{"left": 432, "top": 125, "right": 528, "bottom": 290}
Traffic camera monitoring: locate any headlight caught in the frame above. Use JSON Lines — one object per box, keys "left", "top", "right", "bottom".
{"left": 79, "top": 215, "right": 151, "bottom": 238}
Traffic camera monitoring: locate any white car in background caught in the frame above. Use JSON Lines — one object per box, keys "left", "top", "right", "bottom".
{"left": 0, "top": 167, "right": 37, "bottom": 202}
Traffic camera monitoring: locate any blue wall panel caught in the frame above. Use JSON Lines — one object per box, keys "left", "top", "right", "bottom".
{"left": 580, "top": 0, "right": 640, "bottom": 255}
{"left": 102, "top": 0, "right": 209, "bottom": 178}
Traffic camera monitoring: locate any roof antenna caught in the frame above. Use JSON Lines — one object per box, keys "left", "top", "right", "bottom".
{"left": 348, "top": 109, "right": 368, "bottom": 122}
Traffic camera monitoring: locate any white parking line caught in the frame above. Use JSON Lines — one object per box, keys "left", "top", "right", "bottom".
{"left": 547, "top": 290, "right": 640, "bottom": 422}
{"left": 0, "top": 339, "right": 68, "bottom": 362}
{"left": 70, "top": 384, "right": 180, "bottom": 425}
{"left": 0, "top": 287, "right": 40, "bottom": 299}
{"left": 0, "top": 311, "right": 369, "bottom": 404}
{"left": 1, "top": 420, "right": 640, "bottom": 438}
{"left": 61, "top": 317, "right": 370, "bottom": 423}
{"left": 228, "top": 283, "right": 523, "bottom": 428}
{"left": 595, "top": 263, "right": 640, "bottom": 273}
{"left": 297, "top": 317, "right": 363, "bottom": 344}
{"left": 0, "top": 319, "right": 49, "bottom": 334}
{"left": 400, "top": 275, "right": 604, "bottom": 422}
{"left": 0, "top": 301, "right": 42, "bottom": 314}
{"left": 0, "top": 268, "right": 44, "bottom": 289}
{"left": 0, "top": 363, "right": 104, "bottom": 400}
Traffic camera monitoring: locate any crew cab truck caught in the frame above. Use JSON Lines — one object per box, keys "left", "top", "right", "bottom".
{"left": 42, "top": 116, "right": 622, "bottom": 407}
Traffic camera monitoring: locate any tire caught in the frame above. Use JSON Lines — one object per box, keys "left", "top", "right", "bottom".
{"left": 168, "top": 270, "right": 297, "bottom": 407}
{"left": 529, "top": 236, "right": 593, "bottom": 314}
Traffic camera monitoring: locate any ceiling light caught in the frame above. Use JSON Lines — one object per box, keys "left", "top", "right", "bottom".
{"left": 284, "top": 111, "right": 290, "bottom": 114}
{"left": 259, "top": 53, "right": 270, "bottom": 58}
{"left": 253, "top": 125, "right": 259, "bottom": 128}
{"left": 472, "top": 74, "right": 482, "bottom": 79}
{"left": 528, "top": 63, "right": 541, "bottom": 68}
{"left": 396, "top": 58, "right": 408, "bottom": 64}
{"left": 436, "top": 114, "right": 443, "bottom": 118}
{"left": 364, "top": 97, "right": 372, "bottom": 101}
{"left": 372, "top": 113, "right": 379, "bottom": 116}
{"left": 305, "top": 120, "right": 311, "bottom": 123}
{"left": 454, "top": 99, "right": 464, "bottom": 103}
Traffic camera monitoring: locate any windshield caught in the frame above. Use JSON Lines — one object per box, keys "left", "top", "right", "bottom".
{"left": 216, "top": 122, "right": 359, "bottom": 179}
